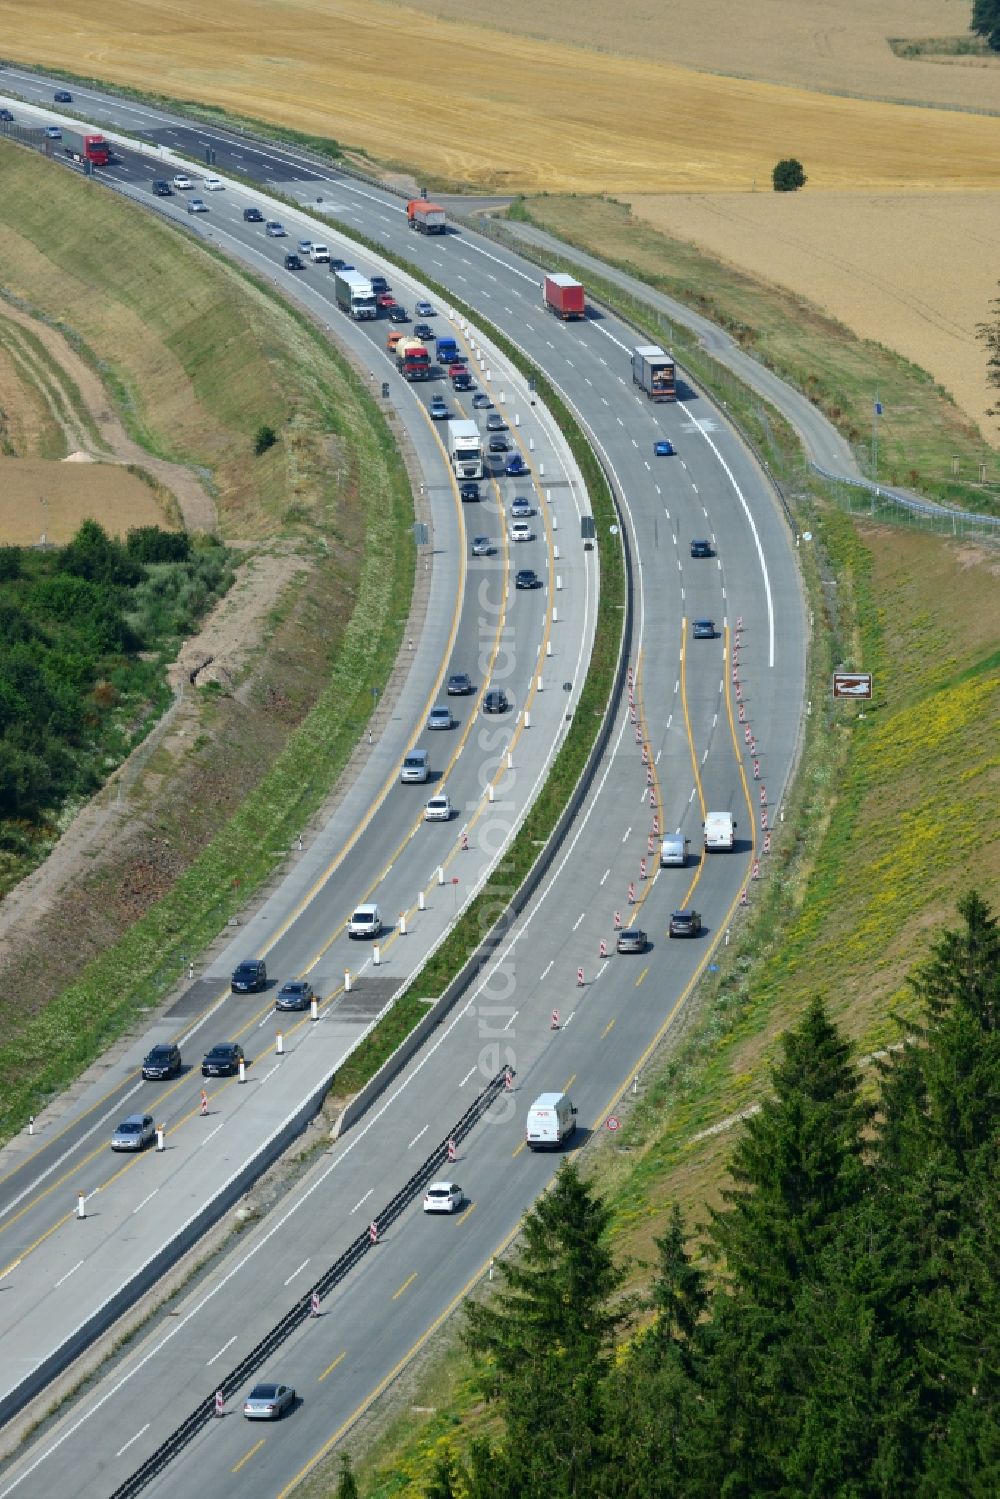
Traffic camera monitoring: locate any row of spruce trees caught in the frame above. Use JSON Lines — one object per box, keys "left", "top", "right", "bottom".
{"left": 336, "top": 892, "right": 997, "bottom": 1497}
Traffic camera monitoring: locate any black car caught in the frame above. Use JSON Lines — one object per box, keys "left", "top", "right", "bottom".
{"left": 452, "top": 372, "right": 474, "bottom": 391}
{"left": 370, "top": 275, "right": 390, "bottom": 295}
{"left": 0, "top": 109, "right": 14, "bottom": 122}
{"left": 202, "top": 1043, "right": 245, "bottom": 1077}
{"left": 489, "top": 435, "right": 510, "bottom": 453}
{"left": 669, "top": 909, "right": 703, "bottom": 938}
{"left": 483, "top": 689, "right": 510, "bottom": 714}
{"left": 142, "top": 1043, "right": 182, "bottom": 1080}
{"left": 231, "top": 958, "right": 267, "bottom": 993}
{"left": 152, "top": 180, "right": 173, "bottom": 196}
{"left": 284, "top": 253, "right": 304, "bottom": 271}
{"left": 447, "top": 672, "right": 474, "bottom": 695}
{"left": 388, "top": 304, "right": 409, "bottom": 323}
{"left": 54, "top": 89, "right": 73, "bottom": 103}
{"left": 515, "top": 569, "right": 542, "bottom": 590}
{"left": 692, "top": 619, "right": 716, "bottom": 640}
{"left": 243, "top": 206, "right": 264, "bottom": 222}
{"left": 330, "top": 258, "right": 352, "bottom": 272}
{"left": 414, "top": 322, "right": 434, "bottom": 341}
{"left": 460, "top": 482, "right": 480, "bottom": 503}
{"left": 275, "top": 980, "right": 315, "bottom": 1012}
{"left": 690, "top": 539, "right": 713, "bottom": 559}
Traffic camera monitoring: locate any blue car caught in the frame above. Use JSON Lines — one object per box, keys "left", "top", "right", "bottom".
{"left": 505, "top": 454, "right": 528, "bottom": 477}
{"left": 654, "top": 438, "right": 675, "bottom": 457}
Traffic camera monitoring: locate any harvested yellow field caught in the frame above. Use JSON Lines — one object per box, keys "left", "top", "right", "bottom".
{"left": 0, "top": 458, "right": 165, "bottom": 545}
{"left": 411, "top": 0, "right": 1000, "bottom": 115}
{"left": 1, "top": 0, "right": 999, "bottom": 194}
{"left": 630, "top": 189, "right": 1000, "bottom": 443}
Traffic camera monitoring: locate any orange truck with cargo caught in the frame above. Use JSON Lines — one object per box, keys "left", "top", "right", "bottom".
{"left": 395, "top": 337, "right": 431, "bottom": 381}
{"left": 407, "top": 199, "right": 446, "bottom": 235}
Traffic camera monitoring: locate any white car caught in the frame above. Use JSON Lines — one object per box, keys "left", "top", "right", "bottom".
{"left": 172, "top": 173, "right": 193, "bottom": 190}
{"left": 423, "top": 1181, "right": 464, "bottom": 1214}
{"left": 510, "top": 520, "right": 533, "bottom": 543}
{"left": 424, "top": 794, "right": 452, "bottom": 822}
{"left": 203, "top": 174, "right": 224, "bottom": 191}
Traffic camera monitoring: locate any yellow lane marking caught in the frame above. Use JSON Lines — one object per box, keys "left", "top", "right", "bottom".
{"left": 392, "top": 1272, "right": 417, "bottom": 1301}
{"left": 563, "top": 1074, "right": 576, "bottom": 1092}
{"left": 679, "top": 619, "right": 708, "bottom": 824}
{"left": 318, "top": 1352, "right": 346, "bottom": 1383}
{"left": 635, "top": 966, "right": 649, "bottom": 987}
{"left": 232, "top": 1438, "right": 265, "bottom": 1474}
{"left": 511, "top": 1140, "right": 526, "bottom": 1159}
{"left": 459, "top": 1202, "right": 477, "bottom": 1224}
{"left": 601, "top": 1018, "right": 616, "bottom": 1039}
{"left": 723, "top": 624, "right": 759, "bottom": 871}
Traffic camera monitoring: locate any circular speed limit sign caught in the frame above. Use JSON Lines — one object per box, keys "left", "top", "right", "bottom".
{"left": 605, "top": 1115, "right": 621, "bottom": 1132}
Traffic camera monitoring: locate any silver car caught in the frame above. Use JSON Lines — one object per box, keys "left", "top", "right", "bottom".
{"left": 111, "top": 1113, "right": 156, "bottom": 1151}
{"left": 427, "top": 705, "right": 454, "bottom": 730}
{"left": 243, "top": 1382, "right": 295, "bottom": 1420}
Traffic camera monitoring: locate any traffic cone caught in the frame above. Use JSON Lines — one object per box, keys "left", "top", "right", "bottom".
{"left": 599, "top": 938, "right": 608, "bottom": 959}
{"left": 200, "top": 1090, "right": 208, "bottom": 1117}
{"left": 551, "top": 1009, "right": 560, "bottom": 1028}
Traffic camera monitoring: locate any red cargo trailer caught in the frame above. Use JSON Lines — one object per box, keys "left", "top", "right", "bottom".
{"left": 543, "top": 273, "right": 585, "bottom": 320}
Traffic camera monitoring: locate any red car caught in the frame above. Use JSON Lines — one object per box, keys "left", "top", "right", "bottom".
{"left": 448, "top": 360, "right": 467, "bottom": 376}
{"left": 377, "top": 292, "right": 396, "bottom": 309}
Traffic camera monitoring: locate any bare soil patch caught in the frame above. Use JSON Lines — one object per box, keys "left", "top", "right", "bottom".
{"left": 0, "top": 297, "right": 215, "bottom": 531}
{"left": 0, "top": 457, "right": 164, "bottom": 544}
{"left": 629, "top": 188, "right": 1000, "bottom": 445}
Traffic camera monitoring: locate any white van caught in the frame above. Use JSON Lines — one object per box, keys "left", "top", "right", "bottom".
{"left": 660, "top": 832, "right": 689, "bottom": 867}
{"left": 526, "top": 1092, "right": 577, "bottom": 1151}
{"left": 401, "top": 749, "right": 430, "bottom": 783}
{"left": 310, "top": 243, "right": 330, "bottom": 262}
{"left": 703, "top": 811, "right": 736, "bottom": 850}
{"left": 347, "top": 903, "right": 382, "bottom": 939}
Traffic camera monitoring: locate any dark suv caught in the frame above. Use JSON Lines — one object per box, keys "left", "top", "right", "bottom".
{"left": 152, "top": 180, "right": 173, "bottom": 196}
{"left": 243, "top": 206, "right": 264, "bottom": 222}
{"left": 231, "top": 958, "right": 267, "bottom": 993}
{"left": 142, "top": 1043, "right": 182, "bottom": 1080}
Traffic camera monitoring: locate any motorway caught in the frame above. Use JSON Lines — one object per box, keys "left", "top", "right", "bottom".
{"left": 0, "top": 71, "right": 806, "bottom": 1498}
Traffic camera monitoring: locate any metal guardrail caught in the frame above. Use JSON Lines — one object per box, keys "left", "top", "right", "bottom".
{"left": 108, "top": 1065, "right": 514, "bottom": 1499}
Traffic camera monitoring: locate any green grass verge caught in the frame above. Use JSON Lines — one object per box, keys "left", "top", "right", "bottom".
{"left": 334, "top": 996, "right": 435, "bottom": 1097}
{"left": 500, "top": 195, "right": 1000, "bottom": 517}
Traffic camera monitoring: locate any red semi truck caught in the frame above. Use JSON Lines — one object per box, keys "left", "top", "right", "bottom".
{"left": 62, "top": 131, "right": 110, "bottom": 166}
{"left": 543, "top": 273, "right": 585, "bottom": 320}
{"left": 407, "top": 199, "right": 446, "bottom": 234}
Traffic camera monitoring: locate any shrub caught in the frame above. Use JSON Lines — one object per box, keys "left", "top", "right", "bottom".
{"left": 126, "top": 526, "right": 191, "bottom": 565}
{"left": 254, "top": 423, "right": 278, "bottom": 456}
{"left": 772, "top": 158, "right": 807, "bottom": 192}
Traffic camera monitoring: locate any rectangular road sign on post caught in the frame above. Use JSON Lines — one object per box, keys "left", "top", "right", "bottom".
{"left": 832, "top": 672, "right": 873, "bottom": 700}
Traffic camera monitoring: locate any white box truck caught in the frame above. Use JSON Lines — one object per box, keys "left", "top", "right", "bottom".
{"left": 448, "top": 418, "right": 484, "bottom": 480}
{"left": 703, "top": 811, "right": 736, "bottom": 850}
{"left": 526, "top": 1092, "right": 577, "bottom": 1151}
{"left": 334, "top": 269, "right": 377, "bottom": 320}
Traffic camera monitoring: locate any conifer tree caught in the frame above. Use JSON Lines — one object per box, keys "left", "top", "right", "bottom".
{"left": 464, "top": 1161, "right": 626, "bottom": 1497}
